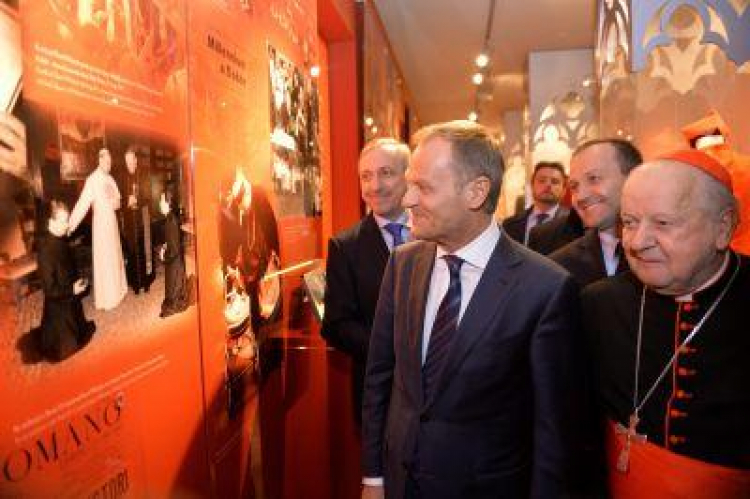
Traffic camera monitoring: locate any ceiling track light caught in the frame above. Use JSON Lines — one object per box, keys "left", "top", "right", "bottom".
{"left": 476, "top": 52, "right": 490, "bottom": 68}
{"left": 468, "top": 0, "right": 497, "bottom": 126}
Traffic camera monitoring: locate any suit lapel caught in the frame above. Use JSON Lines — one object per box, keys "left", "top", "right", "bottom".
{"left": 423, "top": 233, "right": 522, "bottom": 410}
{"left": 405, "top": 243, "right": 436, "bottom": 402}
{"left": 582, "top": 229, "right": 607, "bottom": 278}
{"left": 554, "top": 206, "right": 569, "bottom": 221}
{"left": 362, "top": 214, "right": 390, "bottom": 265}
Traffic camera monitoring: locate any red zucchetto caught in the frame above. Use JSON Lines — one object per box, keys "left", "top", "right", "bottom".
{"left": 658, "top": 149, "right": 733, "bottom": 192}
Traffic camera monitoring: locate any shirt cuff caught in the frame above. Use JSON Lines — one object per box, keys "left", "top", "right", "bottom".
{"left": 362, "top": 477, "right": 384, "bottom": 486}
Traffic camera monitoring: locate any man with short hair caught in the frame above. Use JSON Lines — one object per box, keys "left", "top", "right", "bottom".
{"left": 362, "top": 121, "right": 577, "bottom": 499}
{"left": 116, "top": 146, "right": 154, "bottom": 294}
{"left": 502, "top": 161, "right": 567, "bottom": 245}
{"left": 322, "top": 138, "right": 410, "bottom": 423}
{"left": 550, "top": 139, "right": 642, "bottom": 287}
{"left": 582, "top": 150, "right": 750, "bottom": 497}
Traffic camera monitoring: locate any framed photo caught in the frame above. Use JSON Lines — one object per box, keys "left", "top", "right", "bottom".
{"left": 57, "top": 110, "right": 105, "bottom": 182}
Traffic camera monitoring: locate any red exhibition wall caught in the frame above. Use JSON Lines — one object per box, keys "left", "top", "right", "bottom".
{"left": 1, "top": 0, "right": 209, "bottom": 496}
{"left": 0, "top": 0, "right": 359, "bottom": 497}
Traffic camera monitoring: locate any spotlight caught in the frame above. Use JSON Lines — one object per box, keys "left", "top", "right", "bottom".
{"left": 310, "top": 65, "right": 320, "bottom": 78}
{"left": 472, "top": 73, "right": 484, "bottom": 85}
{"left": 364, "top": 116, "right": 374, "bottom": 127}
{"left": 476, "top": 53, "right": 489, "bottom": 68}
{"left": 468, "top": 111, "right": 478, "bottom": 122}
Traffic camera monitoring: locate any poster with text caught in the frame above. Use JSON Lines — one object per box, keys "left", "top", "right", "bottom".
{"left": 0, "top": 1, "right": 210, "bottom": 496}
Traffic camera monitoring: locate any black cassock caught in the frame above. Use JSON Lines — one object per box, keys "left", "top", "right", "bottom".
{"left": 160, "top": 211, "right": 189, "bottom": 318}
{"left": 582, "top": 252, "right": 750, "bottom": 470}
{"left": 117, "top": 168, "right": 153, "bottom": 293}
{"left": 33, "top": 233, "right": 95, "bottom": 361}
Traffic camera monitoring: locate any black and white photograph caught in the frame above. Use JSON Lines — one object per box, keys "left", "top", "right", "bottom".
{"left": 267, "top": 43, "right": 322, "bottom": 217}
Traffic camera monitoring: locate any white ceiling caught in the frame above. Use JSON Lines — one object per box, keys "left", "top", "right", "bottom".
{"left": 372, "top": 0, "right": 597, "bottom": 131}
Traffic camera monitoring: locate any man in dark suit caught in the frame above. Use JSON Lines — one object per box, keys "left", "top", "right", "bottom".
{"left": 502, "top": 161, "right": 567, "bottom": 245}
{"left": 544, "top": 139, "right": 642, "bottom": 497}
{"left": 116, "top": 146, "right": 154, "bottom": 294}
{"left": 321, "top": 138, "right": 410, "bottom": 423}
{"left": 362, "top": 121, "right": 578, "bottom": 499}
{"left": 550, "top": 139, "right": 642, "bottom": 287}
{"left": 528, "top": 207, "right": 584, "bottom": 255}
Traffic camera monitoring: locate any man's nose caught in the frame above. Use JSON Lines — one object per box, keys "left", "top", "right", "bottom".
{"left": 402, "top": 185, "right": 417, "bottom": 208}
{"left": 626, "top": 223, "right": 651, "bottom": 251}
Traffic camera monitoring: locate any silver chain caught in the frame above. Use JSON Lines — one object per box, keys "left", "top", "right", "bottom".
{"left": 631, "top": 256, "right": 740, "bottom": 419}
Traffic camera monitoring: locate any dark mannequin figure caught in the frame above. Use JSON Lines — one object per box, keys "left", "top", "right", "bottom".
{"left": 158, "top": 191, "right": 189, "bottom": 318}
{"left": 33, "top": 199, "right": 95, "bottom": 361}
{"left": 117, "top": 146, "right": 154, "bottom": 294}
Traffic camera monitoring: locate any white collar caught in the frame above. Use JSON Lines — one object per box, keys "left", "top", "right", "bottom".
{"left": 373, "top": 212, "right": 409, "bottom": 229}
{"left": 597, "top": 230, "right": 619, "bottom": 246}
{"left": 436, "top": 221, "right": 500, "bottom": 270}
{"left": 530, "top": 204, "right": 559, "bottom": 218}
{"left": 675, "top": 252, "right": 731, "bottom": 302}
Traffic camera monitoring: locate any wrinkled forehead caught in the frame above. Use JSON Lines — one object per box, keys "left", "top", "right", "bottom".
{"left": 623, "top": 161, "right": 697, "bottom": 211}
{"left": 533, "top": 166, "right": 565, "bottom": 181}
{"left": 359, "top": 146, "right": 406, "bottom": 172}
{"left": 572, "top": 140, "right": 622, "bottom": 169}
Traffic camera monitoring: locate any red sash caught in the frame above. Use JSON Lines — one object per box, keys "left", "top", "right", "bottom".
{"left": 606, "top": 420, "right": 750, "bottom": 498}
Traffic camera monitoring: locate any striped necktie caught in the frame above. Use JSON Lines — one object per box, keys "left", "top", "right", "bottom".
{"left": 423, "top": 254, "right": 463, "bottom": 400}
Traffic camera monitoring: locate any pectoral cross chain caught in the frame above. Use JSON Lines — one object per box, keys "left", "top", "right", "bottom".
{"left": 615, "top": 413, "right": 646, "bottom": 473}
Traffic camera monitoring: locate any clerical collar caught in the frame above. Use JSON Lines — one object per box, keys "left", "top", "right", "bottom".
{"left": 674, "top": 252, "right": 731, "bottom": 302}
{"left": 619, "top": 250, "right": 740, "bottom": 472}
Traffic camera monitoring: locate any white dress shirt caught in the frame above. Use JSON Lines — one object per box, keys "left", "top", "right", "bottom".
{"left": 523, "top": 204, "right": 560, "bottom": 244}
{"left": 421, "top": 221, "right": 500, "bottom": 363}
{"left": 598, "top": 230, "right": 621, "bottom": 277}
{"left": 362, "top": 221, "right": 500, "bottom": 487}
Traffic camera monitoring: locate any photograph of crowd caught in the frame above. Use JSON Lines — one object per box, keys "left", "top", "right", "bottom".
{"left": 267, "top": 44, "right": 322, "bottom": 217}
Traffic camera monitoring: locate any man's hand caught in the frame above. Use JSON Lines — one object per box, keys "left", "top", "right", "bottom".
{"left": 361, "top": 484, "right": 384, "bottom": 499}
{"left": 0, "top": 112, "right": 27, "bottom": 180}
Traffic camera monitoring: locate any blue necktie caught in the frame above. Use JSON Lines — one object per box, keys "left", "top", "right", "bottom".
{"left": 384, "top": 222, "right": 405, "bottom": 248}
{"left": 534, "top": 212, "right": 549, "bottom": 227}
{"left": 423, "top": 255, "right": 463, "bottom": 400}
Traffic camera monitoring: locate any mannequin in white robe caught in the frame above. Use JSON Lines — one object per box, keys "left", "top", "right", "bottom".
{"left": 68, "top": 148, "right": 128, "bottom": 310}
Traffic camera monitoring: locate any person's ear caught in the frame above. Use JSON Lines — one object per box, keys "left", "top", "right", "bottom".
{"left": 464, "top": 176, "right": 490, "bottom": 211}
{"left": 715, "top": 207, "right": 738, "bottom": 250}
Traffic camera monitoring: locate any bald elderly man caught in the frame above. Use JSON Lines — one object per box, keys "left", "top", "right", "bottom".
{"left": 582, "top": 150, "right": 750, "bottom": 497}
